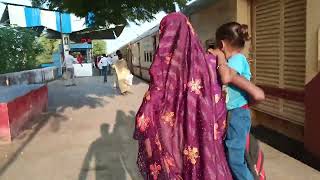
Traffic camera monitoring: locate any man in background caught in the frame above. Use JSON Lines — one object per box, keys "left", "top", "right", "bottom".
{"left": 97, "top": 56, "right": 103, "bottom": 76}
{"left": 100, "top": 54, "right": 112, "bottom": 83}
{"left": 107, "top": 55, "right": 113, "bottom": 75}
{"left": 63, "top": 51, "right": 78, "bottom": 86}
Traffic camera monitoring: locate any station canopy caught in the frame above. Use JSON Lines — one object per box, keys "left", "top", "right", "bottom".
{"left": 0, "top": 2, "right": 125, "bottom": 42}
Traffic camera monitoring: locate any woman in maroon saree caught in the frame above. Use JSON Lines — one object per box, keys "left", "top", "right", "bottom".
{"left": 133, "top": 13, "right": 233, "bottom": 180}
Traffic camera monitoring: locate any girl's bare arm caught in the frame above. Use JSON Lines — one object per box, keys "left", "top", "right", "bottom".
{"left": 208, "top": 49, "right": 265, "bottom": 103}
{"left": 230, "top": 76, "right": 265, "bottom": 103}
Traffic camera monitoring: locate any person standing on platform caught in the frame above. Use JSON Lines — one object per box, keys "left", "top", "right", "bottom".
{"left": 77, "top": 53, "right": 84, "bottom": 66}
{"left": 107, "top": 55, "right": 113, "bottom": 75}
{"left": 112, "top": 50, "right": 131, "bottom": 95}
{"left": 133, "top": 13, "right": 233, "bottom": 180}
{"left": 133, "top": 13, "right": 264, "bottom": 180}
{"left": 97, "top": 56, "right": 103, "bottom": 76}
{"left": 77, "top": 53, "right": 84, "bottom": 68}
{"left": 211, "top": 22, "right": 265, "bottom": 180}
{"left": 111, "top": 54, "right": 119, "bottom": 88}
{"left": 100, "top": 54, "right": 111, "bottom": 83}
{"left": 63, "top": 51, "right": 78, "bottom": 86}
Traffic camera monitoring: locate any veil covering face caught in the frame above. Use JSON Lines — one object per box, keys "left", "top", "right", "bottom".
{"left": 133, "top": 13, "right": 232, "bottom": 180}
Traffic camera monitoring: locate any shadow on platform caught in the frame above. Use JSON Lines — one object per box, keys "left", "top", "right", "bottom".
{"left": 78, "top": 110, "right": 140, "bottom": 180}
{"left": 0, "top": 76, "right": 145, "bottom": 177}
{"left": 46, "top": 76, "right": 123, "bottom": 133}
{"left": 48, "top": 77, "right": 114, "bottom": 112}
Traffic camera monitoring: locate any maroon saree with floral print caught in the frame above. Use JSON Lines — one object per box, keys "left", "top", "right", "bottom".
{"left": 133, "top": 13, "right": 232, "bottom": 180}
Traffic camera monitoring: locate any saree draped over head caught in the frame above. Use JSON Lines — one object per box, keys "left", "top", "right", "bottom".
{"left": 113, "top": 58, "right": 131, "bottom": 93}
{"left": 133, "top": 13, "right": 232, "bottom": 180}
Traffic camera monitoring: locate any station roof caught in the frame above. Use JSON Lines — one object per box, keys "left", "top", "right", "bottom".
{"left": 0, "top": 2, "right": 125, "bottom": 41}
{"left": 46, "top": 25, "right": 125, "bottom": 42}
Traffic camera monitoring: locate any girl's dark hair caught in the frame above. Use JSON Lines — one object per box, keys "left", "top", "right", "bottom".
{"left": 216, "top": 22, "right": 250, "bottom": 49}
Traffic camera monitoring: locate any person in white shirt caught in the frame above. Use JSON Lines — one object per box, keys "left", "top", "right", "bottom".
{"left": 100, "top": 54, "right": 111, "bottom": 83}
{"left": 63, "top": 51, "right": 78, "bottom": 86}
{"left": 97, "top": 56, "right": 103, "bottom": 76}
{"left": 106, "top": 55, "right": 113, "bottom": 75}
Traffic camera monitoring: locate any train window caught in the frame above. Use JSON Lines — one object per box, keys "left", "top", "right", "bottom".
{"left": 143, "top": 51, "right": 154, "bottom": 62}
{"left": 153, "top": 36, "right": 157, "bottom": 50}
{"left": 145, "top": 51, "right": 150, "bottom": 62}
{"left": 144, "top": 52, "right": 147, "bottom": 62}
{"left": 149, "top": 52, "right": 153, "bottom": 62}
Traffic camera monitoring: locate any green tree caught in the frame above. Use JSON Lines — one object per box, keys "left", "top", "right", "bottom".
{"left": 92, "top": 40, "right": 107, "bottom": 56}
{"left": 31, "top": 0, "right": 189, "bottom": 27}
{"left": 36, "top": 36, "right": 60, "bottom": 65}
{"left": 0, "top": 27, "right": 43, "bottom": 74}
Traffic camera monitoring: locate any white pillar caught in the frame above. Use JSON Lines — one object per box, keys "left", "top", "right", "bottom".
{"left": 62, "top": 34, "right": 70, "bottom": 56}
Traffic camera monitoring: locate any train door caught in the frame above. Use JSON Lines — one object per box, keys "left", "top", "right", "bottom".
{"left": 130, "top": 43, "right": 140, "bottom": 77}
{"left": 127, "top": 45, "right": 133, "bottom": 72}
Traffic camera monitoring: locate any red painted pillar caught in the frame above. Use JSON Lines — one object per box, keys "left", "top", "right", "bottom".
{"left": 0, "top": 103, "right": 11, "bottom": 143}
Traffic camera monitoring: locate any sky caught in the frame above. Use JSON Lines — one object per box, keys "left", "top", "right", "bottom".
{"left": 6, "top": 0, "right": 197, "bottom": 53}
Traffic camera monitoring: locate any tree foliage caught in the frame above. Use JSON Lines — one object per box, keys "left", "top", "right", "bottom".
{"left": 31, "top": 0, "right": 189, "bottom": 27}
{"left": 92, "top": 40, "right": 107, "bottom": 56}
{"left": 36, "top": 36, "right": 60, "bottom": 64}
{"left": 0, "top": 27, "right": 43, "bottom": 74}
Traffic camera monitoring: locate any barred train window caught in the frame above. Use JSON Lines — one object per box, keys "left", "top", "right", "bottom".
{"left": 149, "top": 52, "right": 153, "bottom": 62}
{"left": 144, "top": 51, "right": 154, "bottom": 62}
{"left": 254, "top": 0, "right": 306, "bottom": 125}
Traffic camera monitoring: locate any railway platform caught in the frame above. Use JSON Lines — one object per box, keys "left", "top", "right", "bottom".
{"left": 0, "top": 76, "right": 319, "bottom": 180}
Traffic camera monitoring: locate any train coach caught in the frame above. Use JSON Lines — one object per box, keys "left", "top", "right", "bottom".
{"left": 117, "top": 0, "right": 320, "bottom": 159}
{"left": 122, "top": 25, "right": 159, "bottom": 82}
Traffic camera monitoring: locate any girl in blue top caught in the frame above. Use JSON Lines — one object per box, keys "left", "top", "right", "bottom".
{"left": 210, "top": 22, "right": 265, "bottom": 180}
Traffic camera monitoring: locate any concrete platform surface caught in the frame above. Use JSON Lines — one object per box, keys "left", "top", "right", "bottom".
{"left": 0, "top": 76, "right": 318, "bottom": 180}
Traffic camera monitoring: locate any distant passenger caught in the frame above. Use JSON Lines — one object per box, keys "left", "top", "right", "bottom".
{"left": 112, "top": 50, "right": 131, "bottom": 95}
{"left": 110, "top": 55, "right": 119, "bottom": 88}
{"left": 97, "top": 56, "right": 103, "bottom": 76}
{"left": 100, "top": 54, "right": 111, "bottom": 83}
{"left": 63, "top": 51, "right": 78, "bottom": 86}
{"left": 77, "top": 54, "right": 84, "bottom": 64}
{"left": 107, "top": 55, "right": 113, "bottom": 75}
